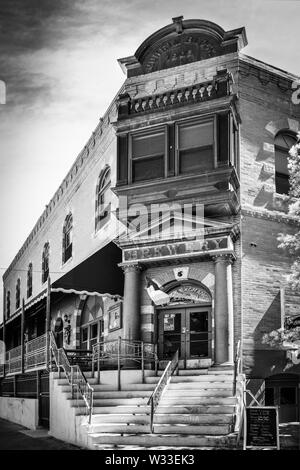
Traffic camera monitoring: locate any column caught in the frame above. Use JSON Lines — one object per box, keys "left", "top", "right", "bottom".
{"left": 213, "top": 254, "right": 234, "bottom": 365}
{"left": 120, "top": 263, "right": 142, "bottom": 341}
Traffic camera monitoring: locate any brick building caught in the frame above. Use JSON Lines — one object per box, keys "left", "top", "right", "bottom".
{"left": 0, "top": 17, "right": 299, "bottom": 448}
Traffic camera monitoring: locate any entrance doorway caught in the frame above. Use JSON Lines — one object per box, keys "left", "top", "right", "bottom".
{"left": 158, "top": 306, "right": 212, "bottom": 361}
{"left": 265, "top": 374, "right": 299, "bottom": 423}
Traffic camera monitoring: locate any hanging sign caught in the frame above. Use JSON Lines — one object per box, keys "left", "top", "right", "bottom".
{"left": 244, "top": 406, "right": 280, "bottom": 450}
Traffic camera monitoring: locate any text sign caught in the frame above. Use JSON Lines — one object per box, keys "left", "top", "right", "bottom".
{"left": 123, "top": 236, "right": 230, "bottom": 262}
{"left": 245, "top": 407, "right": 279, "bottom": 449}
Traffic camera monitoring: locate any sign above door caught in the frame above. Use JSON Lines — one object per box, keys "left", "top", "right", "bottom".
{"left": 168, "top": 284, "right": 211, "bottom": 304}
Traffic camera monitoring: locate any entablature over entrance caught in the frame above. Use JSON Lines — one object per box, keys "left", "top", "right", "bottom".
{"left": 118, "top": 17, "right": 247, "bottom": 78}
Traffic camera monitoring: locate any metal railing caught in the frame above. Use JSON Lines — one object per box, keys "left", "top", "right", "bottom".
{"left": 92, "top": 337, "right": 158, "bottom": 389}
{"left": 233, "top": 340, "right": 246, "bottom": 443}
{"left": 25, "top": 333, "right": 47, "bottom": 370}
{"left": 147, "top": 349, "right": 179, "bottom": 433}
{"left": 5, "top": 345, "right": 22, "bottom": 374}
{"left": 50, "top": 332, "right": 94, "bottom": 424}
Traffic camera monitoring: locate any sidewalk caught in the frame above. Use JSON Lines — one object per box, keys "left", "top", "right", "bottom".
{"left": 0, "top": 418, "right": 80, "bottom": 450}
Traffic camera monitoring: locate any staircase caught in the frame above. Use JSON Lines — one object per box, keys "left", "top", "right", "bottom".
{"left": 52, "top": 365, "right": 239, "bottom": 449}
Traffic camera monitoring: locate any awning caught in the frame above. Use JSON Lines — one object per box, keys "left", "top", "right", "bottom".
{"left": 52, "top": 242, "right": 124, "bottom": 298}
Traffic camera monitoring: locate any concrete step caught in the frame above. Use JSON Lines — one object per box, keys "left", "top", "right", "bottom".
{"left": 66, "top": 391, "right": 152, "bottom": 399}
{"left": 61, "top": 383, "right": 155, "bottom": 393}
{"left": 69, "top": 398, "right": 149, "bottom": 407}
{"left": 88, "top": 423, "right": 231, "bottom": 435}
{"left": 53, "top": 371, "right": 94, "bottom": 379}
{"left": 56, "top": 377, "right": 99, "bottom": 386}
{"left": 168, "top": 381, "right": 232, "bottom": 388}
{"left": 75, "top": 405, "right": 150, "bottom": 415}
{"left": 170, "top": 376, "right": 232, "bottom": 384}
{"left": 90, "top": 433, "right": 237, "bottom": 448}
{"left": 159, "top": 397, "right": 237, "bottom": 406}
{"left": 163, "top": 389, "right": 233, "bottom": 397}
{"left": 90, "top": 413, "right": 233, "bottom": 425}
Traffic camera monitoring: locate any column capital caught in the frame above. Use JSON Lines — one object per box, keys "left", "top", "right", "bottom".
{"left": 212, "top": 253, "right": 235, "bottom": 264}
{"left": 118, "top": 262, "right": 144, "bottom": 273}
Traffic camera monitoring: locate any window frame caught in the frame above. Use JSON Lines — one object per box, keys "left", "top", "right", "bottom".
{"left": 128, "top": 124, "right": 168, "bottom": 184}
{"left": 95, "top": 166, "right": 111, "bottom": 232}
{"left": 62, "top": 213, "right": 73, "bottom": 264}
{"left": 27, "top": 263, "right": 33, "bottom": 298}
{"left": 274, "top": 131, "right": 297, "bottom": 196}
{"left": 15, "top": 278, "right": 21, "bottom": 310}
{"left": 42, "top": 242, "right": 50, "bottom": 284}
{"left": 175, "top": 115, "right": 217, "bottom": 176}
{"left": 6, "top": 290, "right": 10, "bottom": 319}
{"left": 81, "top": 319, "right": 104, "bottom": 350}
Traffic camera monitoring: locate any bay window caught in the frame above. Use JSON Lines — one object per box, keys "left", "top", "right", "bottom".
{"left": 130, "top": 128, "right": 166, "bottom": 182}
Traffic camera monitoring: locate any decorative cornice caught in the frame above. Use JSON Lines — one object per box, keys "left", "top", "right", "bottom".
{"left": 118, "top": 262, "right": 144, "bottom": 273}
{"left": 241, "top": 207, "right": 300, "bottom": 227}
{"left": 117, "top": 70, "right": 232, "bottom": 120}
{"left": 212, "top": 253, "right": 235, "bottom": 263}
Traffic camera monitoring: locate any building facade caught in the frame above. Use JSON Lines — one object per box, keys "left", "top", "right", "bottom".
{"left": 0, "top": 17, "right": 300, "bottom": 447}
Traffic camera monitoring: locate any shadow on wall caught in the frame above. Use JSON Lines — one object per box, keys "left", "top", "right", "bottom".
{"left": 246, "top": 291, "right": 300, "bottom": 377}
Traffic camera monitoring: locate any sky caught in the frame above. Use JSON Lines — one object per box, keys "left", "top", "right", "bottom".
{"left": 0, "top": 0, "right": 300, "bottom": 319}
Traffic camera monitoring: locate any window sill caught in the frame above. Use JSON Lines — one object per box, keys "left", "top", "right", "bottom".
{"left": 62, "top": 256, "right": 73, "bottom": 269}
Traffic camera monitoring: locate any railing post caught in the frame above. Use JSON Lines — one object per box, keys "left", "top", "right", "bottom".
{"left": 141, "top": 341, "right": 145, "bottom": 384}
{"left": 58, "top": 349, "right": 61, "bottom": 379}
{"left": 154, "top": 344, "right": 158, "bottom": 376}
{"left": 150, "top": 397, "right": 154, "bottom": 434}
{"left": 97, "top": 345, "right": 100, "bottom": 385}
{"left": 117, "top": 336, "right": 121, "bottom": 392}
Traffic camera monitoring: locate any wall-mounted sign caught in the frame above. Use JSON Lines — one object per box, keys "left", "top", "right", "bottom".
{"left": 123, "top": 236, "right": 231, "bottom": 262}
{"left": 244, "top": 407, "right": 280, "bottom": 450}
{"left": 168, "top": 284, "right": 211, "bottom": 304}
{"left": 164, "top": 314, "right": 175, "bottom": 331}
{"left": 108, "top": 303, "right": 123, "bottom": 332}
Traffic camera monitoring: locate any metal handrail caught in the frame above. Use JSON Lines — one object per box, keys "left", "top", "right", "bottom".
{"left": 232, "top": 340, "right": 246, "bottom": 445}
{"left": 147, "top": 349, "right": 179, "bottom": 433}
{"left": 92, "top": 337, "right": 158, "bottom": 387}
{"left": 233, "top": 340, "right": 241, "bottom": 395}
{"left": 49, "top": 332, "right": 94, "bottom": 424}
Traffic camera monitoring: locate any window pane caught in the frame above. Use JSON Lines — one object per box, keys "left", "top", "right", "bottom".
{"left": 82, "top": 327, "right": 88, "bottom": 343}
{"left": 280, "top": 387, "right": 296, "bottom": 405}
{"left": 90, "top": 323, "right": 98, "bottom": 340}
{"left": 179, "top": 147, "right": 214, "bottom": 174}
{"left": 132, "top": 131, "right": 165, "bottom": 159}
{"left": 133, "top": 156, "right": 164, "bottom": 182}
{"left": 179, "top": 121, "right": 213, "bottom": 149}
{"left": 275, "top": 173, "right": 289, "bottom": 195}
{"left": 265, "top": 388, "right": 274, "bottom": 406}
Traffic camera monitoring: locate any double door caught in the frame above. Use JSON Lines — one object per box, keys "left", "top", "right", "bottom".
{"left": 158, "top": 306, "right": 212, "bottom": 360}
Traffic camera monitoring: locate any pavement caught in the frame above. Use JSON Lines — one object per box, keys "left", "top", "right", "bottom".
{"left": 0, "top": 418, "right": 80, "bottom": 450}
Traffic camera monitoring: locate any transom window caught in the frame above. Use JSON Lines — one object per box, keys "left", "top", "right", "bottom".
{"left": 42, "top": 242, "right": 50, "bottom": 284}
{"left": 275, "top": 131, "right": 297, "bottom": 195}
{"left": 62, "top": 213, "right": 73, "bottom": 264}
{"left": 15, "top": 278, "right": 21, "bottom": 310}
{"left": 27, "top": 263, "right": 33, "bottom": 298}
{"left": 95, "top": 166, "right": 111, "bottom": 231}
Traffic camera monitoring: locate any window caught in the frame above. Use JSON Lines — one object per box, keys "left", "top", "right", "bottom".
{"left": 6, "top": 291, "right": 10, "bottom": 318}
{"left": 95, "top": 167, "right": 111, "bottom": 231}
{"left": 177, "top": 119, "right": 214, "bottom": 174}
{"left": 130, "top": 128, "right": 166, "bottom": 182}
{"left": 15, "top": 278, "right": 20, "bottom": 310}
{"left": 27, "top": 263, "right": 33, "bottom": 298}
{"left": 81, "top": 320, "right": 104, "bottom": 350}
{"left": 42, "top": 242, "right": 50, "bottom": 284}
{"left": 275, "top": 131, "right": 297, "bottom": 195}
{"left": 62, "top": 213, "right": 73, "bottom": 263}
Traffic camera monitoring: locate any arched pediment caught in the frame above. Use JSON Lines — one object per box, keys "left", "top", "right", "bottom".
{"left": 118, "top": 17, "right": 247, "bottom": 77}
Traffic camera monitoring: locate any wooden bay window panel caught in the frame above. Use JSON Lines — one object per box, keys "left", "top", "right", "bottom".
{"left": 217, "top": 113, "right": 229, "bottom": 164}
{"left": 131, "top": 128, "right": 166, "bottom": 182}
{"left": 117, "top": 135, "right": 128, "bottom": 185}
{"left": 178, "top": 120, "right": 214, "bottom": 174}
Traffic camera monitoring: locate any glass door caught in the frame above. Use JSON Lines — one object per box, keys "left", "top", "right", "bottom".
{"left": 158, "top": 307, "right": 211, "bottom": 360}
{"left": 185, "top": 308, "right": 210, "bottom": 358}
{"left": 158, "top": 309, "right": 184, "bottom": 359}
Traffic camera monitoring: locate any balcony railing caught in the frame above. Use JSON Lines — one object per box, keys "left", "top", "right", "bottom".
{"left": 3, "top": 334, "right": 47, "bottom": 375}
